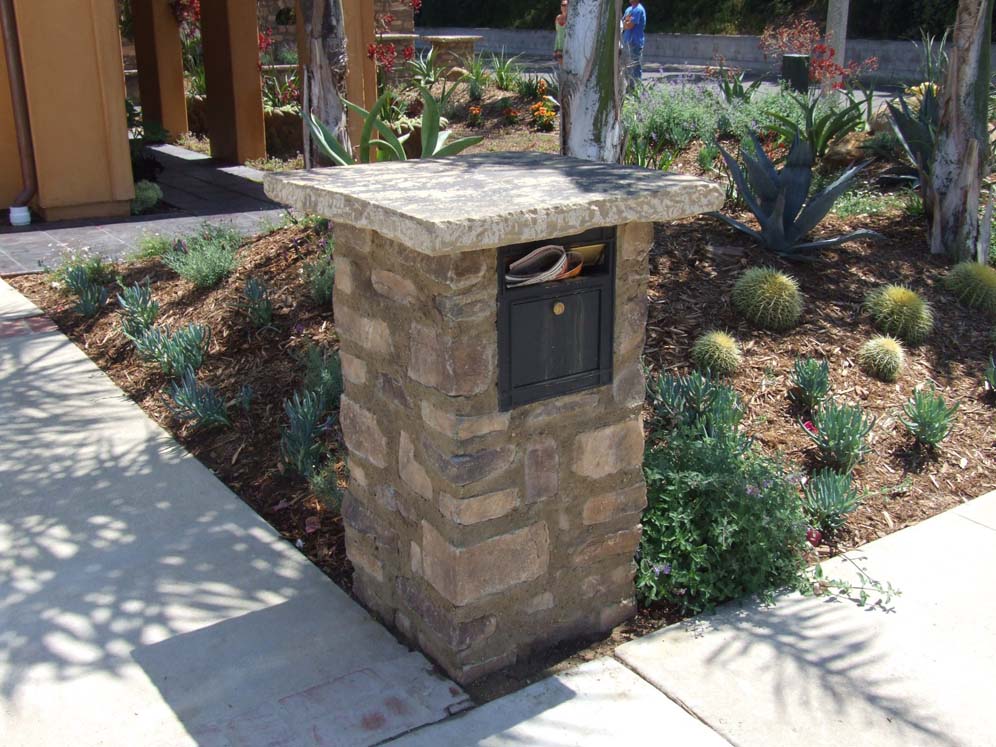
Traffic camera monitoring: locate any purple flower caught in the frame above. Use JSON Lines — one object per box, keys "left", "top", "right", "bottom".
{"left": 651, "top": 562, "right": 672, "bottom": 577}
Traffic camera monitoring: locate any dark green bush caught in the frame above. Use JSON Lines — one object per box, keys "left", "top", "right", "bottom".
{"left": 638, "top": 402, "right": 808, "bottom": 613}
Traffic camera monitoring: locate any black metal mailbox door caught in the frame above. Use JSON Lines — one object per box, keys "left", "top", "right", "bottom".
{"left": 498, "top": 227, "right": 615, "bottom": 411}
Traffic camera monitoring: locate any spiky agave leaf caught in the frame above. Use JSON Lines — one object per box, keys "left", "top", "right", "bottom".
{"left": 779, "top": 136, "right": 814, "bottom": 229}
{"left": 308, "top": 113, "right": 353, "bottom": 166}
{"left": 787, "top": 159, "right": 874, "bottom": 245}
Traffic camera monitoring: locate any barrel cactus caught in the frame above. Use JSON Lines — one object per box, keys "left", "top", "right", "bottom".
{"left": 864, "top": 285, "right": 934, "bottom": 344}
{"left": 691, "top": 331, "right": 742, "bottom": 376}
{"left": 945, "top": 262, "right": 996, "bottom": 315}
{"left": 858, "top": 336, "right": 905, "bottom": 382}
{"left": 732, "top": 268, "right": 803, "bottom": 331}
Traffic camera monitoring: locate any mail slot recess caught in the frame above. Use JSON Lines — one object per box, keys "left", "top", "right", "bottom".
{"left": 498, "top": 226, "right": 616, "bottom": 410}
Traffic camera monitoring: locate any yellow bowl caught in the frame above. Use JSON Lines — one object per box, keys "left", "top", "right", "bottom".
{"left": 571, "top": 242, "right": 606, "bottom": 266}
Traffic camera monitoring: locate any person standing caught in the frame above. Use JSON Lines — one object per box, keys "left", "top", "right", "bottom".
{"left": 622, "top": 0, "right": 646, "bottom": 84}
{"left": 553, "top": 0, "right": 568, "bottom": 64}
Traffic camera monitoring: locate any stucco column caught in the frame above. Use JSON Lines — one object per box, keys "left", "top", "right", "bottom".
{"left": 9, "top": 0, "right": 133, "bottom": 220}
{"left": 132, "top": 0, "right": 188, "bottom": 139}
{"left": 200, "top": 0, "right": 266, "bottom": 163}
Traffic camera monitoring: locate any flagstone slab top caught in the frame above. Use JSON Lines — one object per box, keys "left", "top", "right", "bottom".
{"left": 264, "top": 152, "right": 724, "bottom": 255}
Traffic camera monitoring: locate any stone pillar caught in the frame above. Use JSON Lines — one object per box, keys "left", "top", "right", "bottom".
{"left": 200, "top": 0, "right": 266, "bottom": 163}
{"left": 264, "top": 153, "right": 724, "bottom": 684}
{"left": 133, "top": 0, "right": 188, "bottom": 138}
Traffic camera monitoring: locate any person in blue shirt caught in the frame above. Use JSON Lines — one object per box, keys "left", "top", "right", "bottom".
{"left": 622, "top": 0, "right": 647, "bottom": 84}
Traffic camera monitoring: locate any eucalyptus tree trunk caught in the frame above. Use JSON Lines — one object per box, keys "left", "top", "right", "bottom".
{"left": 299, "top": 0, "right": 349, "bottom": 166}
{"left": 559, "top": 0, "right": 625, "bottom": 163}
{"left": 826, "top": 0, "right": 849, "bottom": 71}
{"left": 930, "top": 0, "right": 995, "bottom": 260}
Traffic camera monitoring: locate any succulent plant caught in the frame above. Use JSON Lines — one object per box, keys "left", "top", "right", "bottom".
{"left": 712, "top": 134, "right": 881, "bottom": 258}
{"left": 864, "top": 285, "right": 934, "bottom": 344}
{"left": 732, "top": 268, "right": 803, "bottom": 331}
{"left": 789, "top": 357, "right": 831, "bottom": 411}
{"left": 802, "top": 399, "right": 876, "bottom": 472}
{"left": 691, "top": 331, "right": 743, "bottom": 376}
{"left": 984, "top": 354, "right": 996, "bottom": 395}
{"left": 858, "top": 336, "right": 905, "bottom": 382}
{"left": 887, "top": 85, "right": 939, "bottom": 181}
{"left": 899, "top": 385, "right": 958, "bottom": 447}
{"left": 802, "top": 469, "right": 863, "bottom": 536}
{"left": 944, "top": 262, "right": 996, "bottom": 315}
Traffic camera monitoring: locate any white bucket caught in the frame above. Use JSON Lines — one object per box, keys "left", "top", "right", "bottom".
{"left": 9, "top": 205, "right": 30, "bottom": 226}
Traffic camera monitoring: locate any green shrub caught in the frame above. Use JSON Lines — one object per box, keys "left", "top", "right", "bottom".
{"left": 300, "top": 344, "right": 343, "bottom": 411}
{"left": 49, "top": 248, "right": 115, "bottom": 291}
{"left": 789, "top": 357, "right": 830, "bottom": 411}
{"left": 899, "top": 385, "right": 958, "bottom": 447}
{"left": 985, "top": 354, "right": 996, "bottom": 395}
{"left": 239, "top": 277, "right": 273, "bottom": 328}
{"left": 864, "top": 285, "right": 934, "bottom": 344}
{"left": 803, "top": 399, "right": 875, "bottom": 472}
{"left": 165, "top": 367, "right": 230, "bottom": 430}
{"left": 117, "top": 280, "right": 160, "bottom": 340}
{"left": 691, "top": 331, "right": 742, "bottom": 376}
{"left": 132, "top": 233, "right": 174, "bottom": 260}
{"left": 832, "top": 189, "right": 905, "bottom": 219}
{"left": 162, "top": 225, "right": 241, "bottom": 288}
{"left": 858, "top": 336, "right": 905, "bottom": 382}
{"left": 280, "top": 390, "right": 326, "bottom": 477}
{"left": 309, "top": 462, "right": 343, "bottom": 513}
{"left": 802, "top": 469, "right": 862, "bottom": 537}
{"left": 490, "top": 50, "right": 523, "bottom": 91}
{"left": 945, "top": 262, "right": 996, "bottom": 316}
{"left": 638, "top": 413, "right": 808, "bottom": 613}
{"left": 131, "top": 180, "right": 163, "bottom": 215}
{"left": 731, "top": 268, "right": 803, "bottom": 331}
{"left": 134, "top": 323, "right": 210, "bottom": 377}
{"left": 303, "top": 240, "right": 336, "bottom": 305}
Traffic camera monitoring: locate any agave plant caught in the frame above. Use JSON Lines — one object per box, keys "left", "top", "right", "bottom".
{"left": 887, "top": 84, "right": 939, "bottom": 185}
{"left": 766, "top": 92, "right": 864, "bottom": 160}
{"left": 309, "top": 87, "right": 482, "bottom": 167}
{"left": 712, "top": 135, "right": 881, "bottom": 258}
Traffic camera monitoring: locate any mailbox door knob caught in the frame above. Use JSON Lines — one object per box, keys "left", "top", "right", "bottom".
{"left": 552, "top": 301, "right": 566, "bottom": 316}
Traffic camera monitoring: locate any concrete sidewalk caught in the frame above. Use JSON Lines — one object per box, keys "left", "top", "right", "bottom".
{"left": 0, "top": 278, "right": 469, "bottom": 746}
{"left": 389, "top": 494, "right": 996, "bottom": 746}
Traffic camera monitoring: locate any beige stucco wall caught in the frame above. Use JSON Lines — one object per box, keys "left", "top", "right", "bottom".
{"left": 0, "top": 0, "right": 133, "bottom": 221}
{"left": 0, "top": 34, "right": 24, "bottom": 210}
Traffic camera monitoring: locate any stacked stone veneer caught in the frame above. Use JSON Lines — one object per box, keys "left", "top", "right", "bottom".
{"left": 333, "top": 221, "right": 653, "bottom": 683}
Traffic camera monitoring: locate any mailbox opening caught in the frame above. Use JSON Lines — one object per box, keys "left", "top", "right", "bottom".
{"left": 498, "top": 226, "right": 616, "bottom": 411}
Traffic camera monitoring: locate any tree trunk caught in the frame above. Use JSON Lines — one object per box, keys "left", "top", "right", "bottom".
{"left": 559, "top": 0, "right": 624, "bottom": 163}
{"left": 826, "top": 0, "right": 849, "bottom": 72}
{"left": 299, "top": 0, "right": 349, "bottom": 166}
{"left": 929, "top": 0, "right": 994, "bottom": 260}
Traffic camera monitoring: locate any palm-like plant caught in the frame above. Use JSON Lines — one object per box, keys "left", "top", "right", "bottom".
{"left": 308, "top": 87, "right": 482, "bottom": 166}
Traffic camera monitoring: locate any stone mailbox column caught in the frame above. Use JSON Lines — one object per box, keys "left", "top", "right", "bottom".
{"left": 265, "top": 153, "right": 723, "bottom": 684}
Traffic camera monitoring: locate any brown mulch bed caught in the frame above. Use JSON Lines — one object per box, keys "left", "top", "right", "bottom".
{"left": 7, "top": 189, "right": 995, "bottom": 702}
{"left": 8, "top": 222, "right": 354, "bottom": 592}
{"left": 645, "top": 209, "right": 996, "bottom": 556}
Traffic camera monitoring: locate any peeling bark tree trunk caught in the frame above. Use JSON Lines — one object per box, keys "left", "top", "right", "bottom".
{"left": 826, "top": 0, "right": 849, "bottom": 71}
{"left": 559, "top": 0, "right": 624, "bottom": 163}
{"left": 930, "top": 0, "right": 994, "bottom": 260}
{"left": 299, "top": 0, "right": 349, "bottom": 165}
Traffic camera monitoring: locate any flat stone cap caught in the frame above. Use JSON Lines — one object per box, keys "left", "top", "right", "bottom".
{"left": 264, "top": 152, "right": 724, "bottom": 256}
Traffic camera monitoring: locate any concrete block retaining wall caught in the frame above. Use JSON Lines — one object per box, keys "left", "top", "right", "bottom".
{"left": 416, "top": 26, "right": 995, "bottom": 83}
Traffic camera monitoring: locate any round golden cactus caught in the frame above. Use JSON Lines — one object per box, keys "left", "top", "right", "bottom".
{"left": 731, "top": 268, "right": 803, "bottom": 331}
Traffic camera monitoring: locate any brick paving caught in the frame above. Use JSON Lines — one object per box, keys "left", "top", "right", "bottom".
{"left": 0, "top": 144, "right": 288, "bottom": 276}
